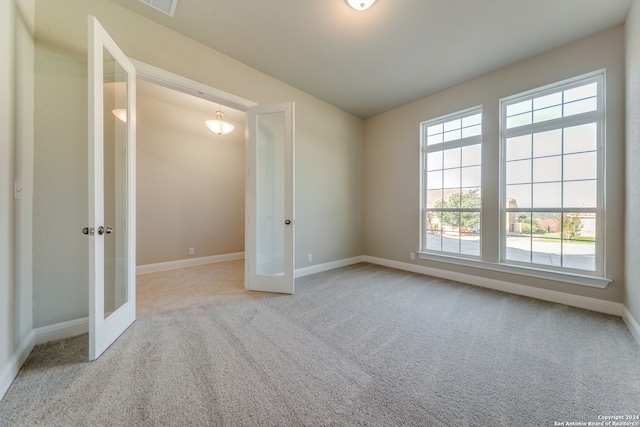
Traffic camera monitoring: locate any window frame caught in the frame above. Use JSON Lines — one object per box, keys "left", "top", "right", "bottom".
{"left": 499, "top": 71, "right": 605, "bottom": 277}
{"left": 419, "top": 106, "right": 483, "bottom": 259}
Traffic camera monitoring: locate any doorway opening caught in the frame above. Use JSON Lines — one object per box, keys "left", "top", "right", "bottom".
{"left": 134, "top": 71, "right": 249, "bottom": 316}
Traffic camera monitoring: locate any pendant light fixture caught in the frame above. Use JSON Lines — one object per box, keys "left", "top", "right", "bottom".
{"left": 112, "top": 108, "right": 127, "bottom": 123}
{"left": 205, "top": 105, "right": 235, "bottom": 135}
{"left": 345, "top": 0, "right": 376, "bottom": 11}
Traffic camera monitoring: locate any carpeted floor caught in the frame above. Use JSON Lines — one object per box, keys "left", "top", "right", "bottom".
{"left": 1, "top": 263, "right": 639, "bottom": 426}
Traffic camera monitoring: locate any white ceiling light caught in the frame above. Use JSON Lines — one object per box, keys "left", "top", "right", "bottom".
{"left": 112, "top": 108, "right": 127, "bottom": 123}
{"left": 205, "top": 106, "right": 235, "bottom": 135}
{"left": 345, "top": 0, "right": 377, "bottom": 11}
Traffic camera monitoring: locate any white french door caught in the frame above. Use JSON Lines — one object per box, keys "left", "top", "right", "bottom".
{"left": 246, "top": 103, "right": 295, "bottom": 294}
{"left": 87, "top": 16, "right": 136, "bottom": 361}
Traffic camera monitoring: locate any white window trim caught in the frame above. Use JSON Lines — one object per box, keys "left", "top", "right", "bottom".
{"left": 419, "top": 106, "right": 483, "bottom": 258}
{"left": 498, "top": 70, "right": 605, "bottom": 278}
{"left": 416, "top": 251, "right": 611, "bottom": 289}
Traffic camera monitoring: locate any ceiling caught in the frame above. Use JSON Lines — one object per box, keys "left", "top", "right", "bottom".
{"left": 110, "top": 0, "right": 632, "bottom": 119}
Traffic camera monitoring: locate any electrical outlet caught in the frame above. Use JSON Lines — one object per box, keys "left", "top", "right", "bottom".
{"left": 410, "top": 252, "right": 416, "bottom": 260}
{"left": 189, "top": 248, "right": 195, "bottom": 256}
{"left": 307, "top": 254, "right": 313, "bottom": 263}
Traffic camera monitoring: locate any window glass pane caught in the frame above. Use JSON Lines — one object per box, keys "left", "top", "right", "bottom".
{"left": 533, "top": 129, "right": 562, "bottom": 158}
{"left": 564, "top": 152, "right": 597, "bottom": 181}
{"left": 462, "top": 144, "right": 481, "bottom": 166}
{"left": 532, "top": 238, "right": 562, "bottom": 267}
{"left": 533, "top": 182, "right": 562, "bottom": 208}
{"left": 533, "top": 92, "right": 562, "bottom": 110}
{"left": 427, "top": 123, "right": 443, "bottom": 136}
{"left": 506, "top": 184, "right": 531, "bottom": 209}
{"left": 444, "top": 129, "right": 462, "bottom": 142}
{"left": 426, "top": 189, "right": 443, "bottom": 208}
{"left": 462, "top": 113, "right": 482, "bottom": 127}
{"left": 460, "top": 212, "right": 480, "bottom": 256}
{"left": 536, "top": 212, "right": 562, "bottom": 234}
{"left": 462, "top": 124, "right": 481, "bottom": 138}
{"left": 533, "top": 156, "right": 562, "bottom": 182}
{"left": 426, "top": 170, "right": 443, "bottom": 189}
{"left": 427, "top": 151, "right": 443, "bottom": 171}
{"left": 442, "top": 226, "right": 460, "bottom": 254}
{"left": 506, "top": 211, "right": 531, "bottom": 262}
{"left": 443, "top": 119, "right": 461, "bottom": 132}
{"left": 461, "top": 166, "right": 481, "bottom": 187}
{"left": 443, "top": 148, "right": 461, "bottom": 168}
{"left": 425, "top": 228, "right": 442, "bottom": 251}
{"left": 460, "top": 188, "right": 481, "bottom": 209}
{"left": 564, "top": 97, "right": 597, "bottom": 117}
{"left": 563, "top": 180, "right": 597, "bottom": 208}
{"left": 507, "top": 100, "right": 532, "bottom": 117}
{"left": 427, "top": 133, "right": 443, "bottom": 146}
{"left": 561, "top": 212, "right": 596, "bottom": 271}
{"left": 506, "top": 159, "right": 531, "bottom": 184}
{"left": 442, "top": 169, "right": 460, "bottom": 189}
{"left": 564, "top": 82, "right": 597, "bottom": 103}
{"left": 533, "top": 105, "right": 562, "bottom": 123}
{"left": 507, "top": 112, "right": 532, "bottom": 129}
{"left": 506, "top": 135, "right": 531, "bottom": 161}
{"left": 443, "top": 189, "right": 461, "bottom": 208}
{"left": 564, "top": 123, "right": 597, "bottom": 153}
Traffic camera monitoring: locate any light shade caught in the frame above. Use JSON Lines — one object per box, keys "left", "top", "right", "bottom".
{"left": 205, "top": 108, "right": 235, "bottom": 135}
{"left": 345, "top": 0, "right": 376, "bottom": 10}
{"left": 112, "top": 108, "right": 127, "bottom": 123}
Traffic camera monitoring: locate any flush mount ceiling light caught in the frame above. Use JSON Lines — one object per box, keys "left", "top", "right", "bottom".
{"left": 112, "top": 108, "right": 127, "bottom": 123}
{"left": 345, "top": 0, "right": 377, "bottom": 11}
{"left": 205, "top": 105, "right": 235, "bottom": 135}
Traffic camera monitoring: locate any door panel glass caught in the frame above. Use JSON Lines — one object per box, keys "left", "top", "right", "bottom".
{"left": 103, "top": 47, "right": 128, "bottom": 318}
{"left": 256, "top": 112, "right": 285, "bottom": 276}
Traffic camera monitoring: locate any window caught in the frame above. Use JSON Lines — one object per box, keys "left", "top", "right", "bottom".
{"left": 420, "top": 108, "right": 482, "bottom": 257}
{"left": 501, "top": 73, "right": 603, "bottom": 274}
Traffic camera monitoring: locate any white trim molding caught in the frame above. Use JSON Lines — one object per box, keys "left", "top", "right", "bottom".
{"left": 137, "top": 252, "right": 245, "bottom": 275}
{"left": 295, "top": 256, "right": 365, "bottom": 278}
{"left": 34, "top": 317, "right": 89, "bottom": 345}
{"left": 364, "top": 256, "right": 623, "bottom": 316}
{"left": 131, "top": 59, "right": 257, "bottom": 113}
{"left": 0, "top": 331, "right": 34, "bottom": 401}
{"left": 622, "top": 307, "right": 640, "bottom": 348}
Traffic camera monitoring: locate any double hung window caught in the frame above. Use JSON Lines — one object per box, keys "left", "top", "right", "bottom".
{"left": 420, "top": 108, "right": 482, "bottom": 257}
{"left": 501, "top": 73, "right": 603, "bottom": 273}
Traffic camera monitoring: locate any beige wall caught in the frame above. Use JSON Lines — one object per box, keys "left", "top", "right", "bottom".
{"left": 625, "top": 0, "right": 640, "bottom": 321}
{"left": 136, "top": 91, "right": 245, "bottom": 265}
{"left": 32, "top": 0, "right": 364, "bottom": 327}
{"left": 1, "top": 0, "right": 34, "bottom": 397}
{"left": 364, "top": 26, "right": 626, "bottom": 302}
{"left": 0, "top": 0, "right": 16, "bottom": 378}
{"left": 33, "top": 41, "right": 88, "bottom": 327}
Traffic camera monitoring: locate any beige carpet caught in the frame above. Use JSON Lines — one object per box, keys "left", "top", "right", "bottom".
{"left": 1, "top": 263, "right": 639, "bottom": 426}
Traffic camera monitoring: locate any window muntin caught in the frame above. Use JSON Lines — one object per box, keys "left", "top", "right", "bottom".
{"left": 501, "top": 74, "right": 603, "bottom": 274}
{"left": 421, "top": 109, "right": 482, "bottom": 257}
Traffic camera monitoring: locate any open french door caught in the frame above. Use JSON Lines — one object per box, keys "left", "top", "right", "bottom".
{"left": 87, "top": 16, "right": 136, "bottom": 361}
{"left": 246, "top": 103, "right": 295, "bottom": 294}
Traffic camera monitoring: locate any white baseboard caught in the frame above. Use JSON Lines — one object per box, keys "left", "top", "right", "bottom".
{"left": 0, "top": 331, "right": 34, "bottom": 401}
{"left": 34, "top": 317, "right": 89, "bottom": 345}
{"left": 363, "top": 256, "right": 624, "bottom": 316}
{"left": 623, "top": 307, "right": 640, "bottom": 348}
{"left": 137, "top": 252, "right": 244, "bottom": 275}
{"left": 295, "top": 256, "right": 365, "bottom": 278}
